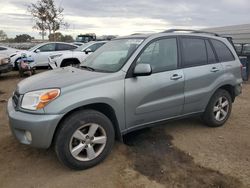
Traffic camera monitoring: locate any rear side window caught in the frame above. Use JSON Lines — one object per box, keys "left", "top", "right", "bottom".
{"left": 181, "top": 38, "right": 207, "bottom": 67}
{"left": 56, "top": 43, "right": 77, "bottom": 51}
{"left": 39, "top": 43, "right": 56, "bottom": 52}
{"left": 205, "top": 40, "right": 217, "bottom": 64}
{"left": 210, "top": 39, "right": 235, "bottom": 62}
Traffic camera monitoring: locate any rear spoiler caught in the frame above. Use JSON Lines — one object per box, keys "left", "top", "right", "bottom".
{"left": 224, "top": 36, "right": 234, "bottom": 47}
{"left": 223, "top": 36, "right": 237, "bottom": 53}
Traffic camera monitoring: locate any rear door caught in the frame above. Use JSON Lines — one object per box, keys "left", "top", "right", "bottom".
{"left": 180, "top": 37, "right": 223, "bottom": 114}
{"left": 210, "top": 39, "right": 242, "bottom": 84}
{"left": 125, "top": 37, "right": 184, "bottom": 129}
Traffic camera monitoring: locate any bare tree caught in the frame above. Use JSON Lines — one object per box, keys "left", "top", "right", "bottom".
{"left": 28, "top": 0, "right": 68, "bottom": 41}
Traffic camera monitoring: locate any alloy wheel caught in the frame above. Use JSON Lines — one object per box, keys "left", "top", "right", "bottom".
{"left": 69, "top": 123, "right": 107, "bottom": 161}
{"left": 213, "top": 96, "right": 229, "bottom": 121}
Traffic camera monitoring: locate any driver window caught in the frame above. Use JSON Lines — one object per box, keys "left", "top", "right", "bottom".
{"left": 38, "top": 43, "right": 56, "bottom": 52}
{"left": 137, "top": 38, "right": 178, "bottom": 73}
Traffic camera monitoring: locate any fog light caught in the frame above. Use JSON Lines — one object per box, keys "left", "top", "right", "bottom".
{"left": 25, "top": 131, "right": 32, "bottom": 142}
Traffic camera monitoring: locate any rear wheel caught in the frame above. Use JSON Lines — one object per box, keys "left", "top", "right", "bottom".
{"left": 202, "top": 89, "right": 232, "bottom": 127}
{"left": 55, "top": 110, "right": 115, "bottom": 170}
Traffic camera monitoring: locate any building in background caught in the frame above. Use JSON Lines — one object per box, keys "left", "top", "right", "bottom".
{"left": 203, "top": 24, "right": 250, "bottom": 44}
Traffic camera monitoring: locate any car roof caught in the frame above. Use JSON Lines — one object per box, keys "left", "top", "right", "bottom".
{"left": 37, "top": 42, "right": 78, "bottom": 47}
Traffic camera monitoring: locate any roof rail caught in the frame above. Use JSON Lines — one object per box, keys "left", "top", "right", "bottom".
{"left": 162, "top": 29, "right": 221, "bottom": 37}
{"left": 130, "top": 33, "right": 144, "bottom": 35}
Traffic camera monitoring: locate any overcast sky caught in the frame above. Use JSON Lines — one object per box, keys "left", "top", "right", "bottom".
{"left": 0, "top": 0, "right": 249, "bottom": 39}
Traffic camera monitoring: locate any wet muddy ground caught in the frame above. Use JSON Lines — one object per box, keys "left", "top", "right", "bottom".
{"left": 0, "top": 71, "right": 249, "bottom": 188}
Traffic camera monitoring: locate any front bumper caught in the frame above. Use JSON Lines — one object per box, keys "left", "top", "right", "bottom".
{"left": 7, "top": 99, "right": 64, "bottom": 149}
{"left": 48, "top": 57, "right": 58, "bottom": 69}
{"left": 0, "top": 63, "right": 13, "bottom": 73}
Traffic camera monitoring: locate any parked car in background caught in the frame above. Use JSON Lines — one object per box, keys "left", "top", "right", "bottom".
{"left": 49, "top": 41, "right": 106, "bottom": 69}
{"left": 10, "top": 42, "right": 78, "bottom": 69}
{"left": 243, "top": 44, "right": 250, "bottom": 55}
{"left": 234, "top": 43, "right": 250, "bottom": 56}
{"left": 76, "top": 33, "right": 97, "bottom": 43}
{"left": 0, "top": 46, "right": 20, "bottom": 56}
{"left": 7, "top": 30, "right": 242, "bottom": 170}
{"left": 234, "top": 43, "right": 243, "bottom": 55}
{"left": 0, "top": 54, "right": 12, "bottom": 75}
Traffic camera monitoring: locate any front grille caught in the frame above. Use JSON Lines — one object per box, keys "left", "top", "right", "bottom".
{"left": 12, "top": 91, "right": 20, "bottom": 107}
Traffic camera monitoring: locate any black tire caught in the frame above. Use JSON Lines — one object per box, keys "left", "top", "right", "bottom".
{"left": 202, "top": 89, "right": 232, "bottom": 127}
{"left": 32, "top": 69, "right": 36, "bottom": 75}
{"left": 55, "top": 109, "right": 115, "bottom": 170}
{"left": 19, "top": 70, "right": 24, "bottom": 77}
{"left": 14, "top": 58, "right": 21, "bottom": 70}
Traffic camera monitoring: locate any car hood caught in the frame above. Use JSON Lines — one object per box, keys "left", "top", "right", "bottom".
{"left": 16, "top": 67, "right": 111, "bottom": 94}
{"left": 68, "top": 50, "right": 88, "bottom": 57}
{"left": 10, "top": 50, "right": 31, "bottom": 58}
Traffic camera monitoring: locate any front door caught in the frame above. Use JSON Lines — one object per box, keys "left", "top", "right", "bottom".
{"left": 34, "top": 43, "right": 56, "bottom": 66}
{"left": 125, "top": 37, "right": 184, "bottom": 129}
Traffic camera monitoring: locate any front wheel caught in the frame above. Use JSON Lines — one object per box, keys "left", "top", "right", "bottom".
{"left": 202, "top": 89, "right": 232, "bottom": 127}
{"left": 55, "top": 110, "right": 115, "bottom": 170}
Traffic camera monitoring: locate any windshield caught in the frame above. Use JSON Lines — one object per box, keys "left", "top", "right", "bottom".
{"left": 28, "top": 44, "right": 40, "bottom": 51}
{"left": 74, "top": 43, "right": 90, "bottom": 52}
{"left": 82, "top": 39, "right": 144, "bottom": 72}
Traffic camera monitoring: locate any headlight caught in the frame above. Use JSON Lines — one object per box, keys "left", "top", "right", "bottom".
{"left": 21, "top": 89, "right": 60, "bottom": 110}
{"left": 50, "top": 54, "right": 62, "bottom": 60}
{"left": 1, "top": 58, "right": 10, "bottom": 65}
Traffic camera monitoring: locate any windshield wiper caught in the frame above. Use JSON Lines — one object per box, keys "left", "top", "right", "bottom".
{"left": 81, "top": 65, "right": 95, "bottom": 71}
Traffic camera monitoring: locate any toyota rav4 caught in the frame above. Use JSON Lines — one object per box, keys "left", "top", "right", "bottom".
{"left": 7, "top": 29, "right": 242, "bottom": 170}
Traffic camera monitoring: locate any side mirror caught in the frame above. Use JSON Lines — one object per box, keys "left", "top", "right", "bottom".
{"left": 133, "top": 64, "right": 152, "bottom": 77}
{"left": 35, "top": 49, "right": 40, "bottom": 53}
{"left": 85, "top": 48, "right": 92, "bottom": 54}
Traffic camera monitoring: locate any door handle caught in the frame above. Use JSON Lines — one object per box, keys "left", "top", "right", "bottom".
{"left": 170, "top": 74, "right": 183, "bottom": 80}
{"left": 210, "top": 67, "right": 219, "bottom": 73}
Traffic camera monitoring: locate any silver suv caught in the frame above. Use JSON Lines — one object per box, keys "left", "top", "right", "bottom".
{"left": 7, "top": 29, "right": 242, "bottom": 170}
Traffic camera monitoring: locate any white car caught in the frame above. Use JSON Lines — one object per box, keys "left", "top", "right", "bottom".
{"left": 10, "top": 42, "right": 78, "bottom": 69}
{"left": 48, "top": 41, "right": 106, "bottom": 69}
{"left": 0, "top": 46, "right": 20, "bottom": 56}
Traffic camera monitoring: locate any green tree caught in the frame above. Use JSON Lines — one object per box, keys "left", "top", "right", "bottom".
{"left": 62, "top": 35, "right": 74, "bottom": 42}
{"left": 48, "top": 32, "right": 63, "bottom": 41}
{"left": 14, "top": 34, "right": 33, "bottom": 42}
{"left": 49, "top": 32, "right": 74, "bottom": 42}
{"left": 0, "top": 30, "right": 7, "bottom": 41}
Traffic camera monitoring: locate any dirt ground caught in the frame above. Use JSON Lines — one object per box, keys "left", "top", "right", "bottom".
{"left": 0, "top": 71, "right": 250, "bottom": 188}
